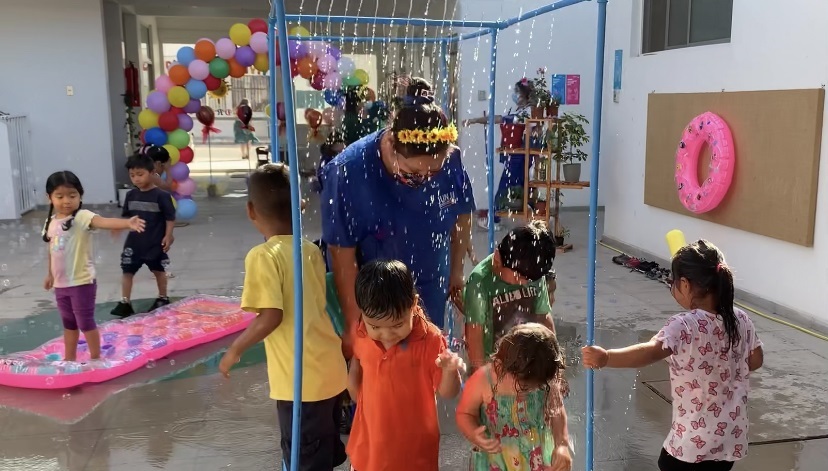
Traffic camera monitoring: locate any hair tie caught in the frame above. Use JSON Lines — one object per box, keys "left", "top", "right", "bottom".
{"left": 402, "top": 95, "right": 435, "bottom": 107}
{"left": 716, "top": 262, "right": 723, "bottom": 272}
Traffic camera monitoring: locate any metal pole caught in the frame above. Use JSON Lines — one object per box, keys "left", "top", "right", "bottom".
{"left": 268, "top": 18, "right": 280, "bottom": 162}
{"left": 439, "top": 41, "right": 449, "bottom": 117}
{"left": 486, "top": 28, "right": 498, "bottom": 253}
{"left": 452, "top": 29, "right": 492, "bottom": 42}
{"left": 272, "top": 1, "right": 305, "bottom": 470}
{"left": 498, "top": 0, "right": 591, "bottom": 29}
{"left": 286, "top": 35, "right": 447, "bottom": 44}
{"left": 586, "top": 1, "right": 608, "bottom": 471}
{"left": 284, "top": 14, "right": 498, "bottom": 28}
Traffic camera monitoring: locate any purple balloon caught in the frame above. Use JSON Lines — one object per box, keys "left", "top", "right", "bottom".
{"left": 287, "top": 40, "right": 301, "bottom": 60}
{"left": 317, "top": 54, "right": 337, "bottom": 73}
{"left": 327, "top": 45, "right": 342, "bottom": 61}
{"left": 177, "top": 113, "right": 194, "bottom": 132}
{"left": 183, "top": 99, "right": 201, "bottom": 114}
{"left": 147, "top": 91, "right": 171, "bottom": 114}
{"left": 297, "top": 42, "right": 310, "bottom": 58}
{"left": 169, "top": 162, "right": 190, "bottom": 182}
{"left": 216, "top": 37, "right": 236, "bottom": 60}
{"left": 235, "top": 46, "right": 256, "bottom": 68}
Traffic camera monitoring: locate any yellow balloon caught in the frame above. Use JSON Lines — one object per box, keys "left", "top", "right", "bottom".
{"left": 229, "top": 23, "right": 252, "bottom": 46}
{"left": 354, "top": 69, "right": 369, "bottom": 85}
{"left": 138, "top": 109, "right": 159, "bottom": 130}
{"left": 289, "top": 25, "right": 310, "bottom": 37}
{"left": 167, "top": 86, "right": 190, "bottom": 108}
{"left": 163, "top": 144, "right": 180, "bottom": 166}
{"left": 171, "top": 196, "right": 177, "bottom": 210}
{"left": 253, "top": 54, "right": 269, "bottom": 72}
{"left": 265, "top": 104, "right": 271, "bottom": 118}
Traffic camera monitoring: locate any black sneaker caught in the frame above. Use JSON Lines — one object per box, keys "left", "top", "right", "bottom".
{"left": 111, "top": 302, "right": 135, "bottom": 318}
{"left": 149, "top": 297, "right": 170, "bottom": 311}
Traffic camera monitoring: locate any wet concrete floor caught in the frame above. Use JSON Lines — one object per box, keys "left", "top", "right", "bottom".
{"left": 1, "top": 181, "right": 826, "bottom": 470}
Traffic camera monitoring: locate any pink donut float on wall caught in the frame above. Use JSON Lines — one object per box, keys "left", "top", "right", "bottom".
{"left": 674, "top": 111, "right": 735, "bottom": 213}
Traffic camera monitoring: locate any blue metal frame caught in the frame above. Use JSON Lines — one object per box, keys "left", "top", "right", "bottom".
{"left": 268, "top": 0, "right": 607, "bottom": 469}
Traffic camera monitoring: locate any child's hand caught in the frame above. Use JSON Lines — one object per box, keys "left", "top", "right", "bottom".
{"left": 162, "top": 234, "right": 175, "bottom": 253}
{"left": 436, "top": 350, "right": 466, "bottom": 373}
{"left": 218, "top": 349, "right": 240, "bottom": 378}
{"left": 548, "top": 443, "right": 572, "bottom": 471}
{"left": 581, "top": 345, "right": 609, "bottom": 369}
{"left": 43, "top": 274, "right": 54, "bottom": 291}
{"left": 470, "top": 425, "right": 501, "bottom": 453}
{"left": 128, "top": 216, "right": 146, "bottom": 233}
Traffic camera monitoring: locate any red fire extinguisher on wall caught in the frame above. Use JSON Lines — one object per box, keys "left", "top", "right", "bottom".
{"left": 125, "top": 61, "right": 140, "bottom": 107}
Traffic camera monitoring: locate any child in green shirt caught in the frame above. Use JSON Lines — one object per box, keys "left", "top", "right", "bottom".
{"left": 464, "top": 221, "right": 558, "bottom": 372}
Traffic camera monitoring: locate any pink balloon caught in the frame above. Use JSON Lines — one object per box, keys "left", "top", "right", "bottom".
{"left": 322, "top": 107, "right": 335, "bottom": 125}
{"left": 250, "top": 32, "right": 269, "bottom": 54}
{"left": 177, "top": 178, "right": 197, "bottom": 197}
{"left": 322, "top": 72, "right": 342, "bottom": 90}
{"left": 215, "top": 38, "right": 237, "bottom": 60}
{"left": 316, "top": 54, "right": 337, "bottom": 73}
{"left": 156, "top": 75, "right": 174, "bottom": 93}
{"left": 188, "top": 60, "right": 210, "bottom": 80}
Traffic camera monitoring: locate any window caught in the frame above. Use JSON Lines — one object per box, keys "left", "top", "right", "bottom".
{"left": 642, "top": 0, "right": 733, "bottom": 53}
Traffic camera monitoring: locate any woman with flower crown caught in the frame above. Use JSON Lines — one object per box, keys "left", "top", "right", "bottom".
{"left": 320, "top": 77, "right": 475, "bottom": 358}
{"left": 464, "top": 79, "right": 536, "bottom": 230}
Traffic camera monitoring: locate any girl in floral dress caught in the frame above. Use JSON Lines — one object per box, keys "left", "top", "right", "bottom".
{"left": 456, "top": 323, "right": 572, "bottom": 471}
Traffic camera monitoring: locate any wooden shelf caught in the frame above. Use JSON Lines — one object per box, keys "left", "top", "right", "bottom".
{"left": 528, "top": 180, "right": 591, "bottom": 189}
{"left": 496, "top": 147, "right": 553, "bottom": 157}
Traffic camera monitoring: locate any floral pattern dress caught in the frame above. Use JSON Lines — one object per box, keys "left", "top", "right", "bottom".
{"left": 471, "top": 366, "right": 555, "bottom": 471}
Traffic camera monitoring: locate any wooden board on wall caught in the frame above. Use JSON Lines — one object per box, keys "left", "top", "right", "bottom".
{"left": 644, "top": 90, "right": 824, "bottom": 247}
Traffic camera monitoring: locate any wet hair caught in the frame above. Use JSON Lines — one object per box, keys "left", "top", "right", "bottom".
{"left": 514, "top": 79, "right": 534, "bottom": 100}
{"left": 497, "top": 220, "right": 556, "bottom": 281}
{"left": 144, "top": 145, "right": 170, "bottom": 164}
{"left": 390, "top": 77, "right": 450, "bottom": 157}
{"left": 247, "top": 162, "right": 292, "bottom": 221}
{"left": 125, "top": 153, "right": 156, "bottom": 172}
{"left": 355, "top": 260, "right": 417, "bottom": 321}
{"left": 672, "top": 240, "right": 739, "bottom": 350}
{"left": 41, "top": 171, "right": 85, "bottom": 243}
{"left": 320, "top": 131, "right": 346, "bottom": 159}
{"left": 493, "top": 323, "right": 565, "bottom": 394}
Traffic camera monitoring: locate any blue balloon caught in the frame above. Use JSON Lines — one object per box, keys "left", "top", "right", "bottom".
{"left": 324, "top": 88, "right": 342, "bottom": 106}
{"left": 185, "top": 79, "right": 208, "bottom": 100}
{"left": 175, "top": 198, "right": 198, "bottom": 220}
{"left": 144, "top": 127, "right": 168, "bottom": 147}
{"left": 176, "top": 47, "right": 196, "bottom": 66}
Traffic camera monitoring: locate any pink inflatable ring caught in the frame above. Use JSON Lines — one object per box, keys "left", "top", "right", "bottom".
{"left": 674, "top": 112, "right": 735, "bottom": 213}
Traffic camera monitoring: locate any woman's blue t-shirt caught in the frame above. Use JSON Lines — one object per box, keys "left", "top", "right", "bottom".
{"left": 320, "top": 130, "right": 476, "bottom": 328}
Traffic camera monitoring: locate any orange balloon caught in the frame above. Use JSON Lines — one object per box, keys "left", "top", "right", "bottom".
{"left": 297, "top": 57, "right": 318, "bottom": 80}
{"left": 306, "top": 108, "right": 322, "bottom": 129}
{"left": 194, "top": 40, "right": 216, "bottom": 62}
{"left": 169, "top": 65, "right": 190, "bottom": 86}
{"left": 171, "top": 181, "right": 179, "bottom": 191}
{"left": 228, "top": 58, "right": 246, "bottom": 78}
{"left": 365, "top": 87, "right": 377, "bottom": 102}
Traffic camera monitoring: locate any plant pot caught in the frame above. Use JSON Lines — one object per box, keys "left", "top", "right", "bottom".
{"left": 530, "top": 106, "right": 544, "bottom": 119}
{"left": 499, "top": 123, "right": 525, "bottom": 149}
{"left": 563, "top": 163, "right": 581, "bottom": 183}
{"left": 546, "top": 104, "right": 559, "bottom": 118}
{"left": 554, "top": 236, "right": 565, "bottom": 247}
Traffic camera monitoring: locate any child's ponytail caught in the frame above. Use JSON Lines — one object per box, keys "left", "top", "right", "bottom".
{"left": 716, "top": 262, "right": 740, "bottom": 350}
{"left": 61, "top": 202, "right": 83, "bottom": 232}
{"left": 41, "top": 204, "right": 54, "bottom": 243}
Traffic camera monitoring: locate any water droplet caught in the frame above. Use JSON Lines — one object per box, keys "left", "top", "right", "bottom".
{"left": 28, "top": 319, "right": 35, "bottom": 325}
{"left": 2, "top": 326, "right": 8, "bottom": 332}
{"left": 2, "top": 280, "right": 10, "bottom": 287}
{"left": 146, "top": 360, "right": 156, "bottom": 369}
{"left": 62, "top": 393, "right": 71, "bottom": 399}
{"left": 169, "top": 359, "right": 176, "bottom": 366}
{"left": 0, "top": 264, "right": 6, "bottom": 271}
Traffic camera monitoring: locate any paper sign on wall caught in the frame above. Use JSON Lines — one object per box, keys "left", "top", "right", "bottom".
{"left": 550, "top": 74, "right": 581, "bottom": 105}
{"left": 613, "top": 49, "right": 623, "bottom": 103}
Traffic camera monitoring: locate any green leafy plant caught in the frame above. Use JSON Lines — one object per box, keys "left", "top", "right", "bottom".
{"left": 529, "top": 68, "right": 553, "bottom": 108}
{"left": 552, "top": 112, "right": 590, "bottom": 164}
{"left": 122, "top": 90, "right": 140, "bottom": 155}
{"left": 554, "top": 225, "right": 570, "bottom": 240}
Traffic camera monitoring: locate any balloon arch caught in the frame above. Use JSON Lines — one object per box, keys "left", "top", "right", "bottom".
{"left": 135, "top": 19, "right": 373, "bottom": 220}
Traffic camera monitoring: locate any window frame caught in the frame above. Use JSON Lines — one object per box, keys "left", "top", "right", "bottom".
{"left": 642, "top": 0, "right": 732, "bottom": 55}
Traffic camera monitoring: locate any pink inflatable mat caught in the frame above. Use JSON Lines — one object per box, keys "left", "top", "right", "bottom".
{"left": 0, "top": 295, "right": 254, "bottom": 389}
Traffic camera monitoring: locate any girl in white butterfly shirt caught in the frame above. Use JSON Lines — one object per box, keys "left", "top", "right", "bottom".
{"left": 582, "top": 240, "right": 764, "bottom": 471}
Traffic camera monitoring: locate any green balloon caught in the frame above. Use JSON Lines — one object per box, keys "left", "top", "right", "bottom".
{"left": 167, "top": 129, "right": 190, "bottom": 150}
{"left": 343, "top": 75, "right": 362, "bottom": 87}
{"left": 209, "top": 58, "right": 230, "bottom": 79}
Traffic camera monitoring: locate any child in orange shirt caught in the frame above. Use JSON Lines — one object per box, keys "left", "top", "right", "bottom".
{"left": 346, "top": 260, "right": 465, "bottom": 471}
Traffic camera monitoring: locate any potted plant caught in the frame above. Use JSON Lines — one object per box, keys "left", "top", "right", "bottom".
{"left": 529, "top": 68, "right": 553, "bottom": 119}
{"left": 553, "top": 112, "right": 590, "bottom": 182}
{"left": 554, "top": 225, "right": 570, "bottom": 247}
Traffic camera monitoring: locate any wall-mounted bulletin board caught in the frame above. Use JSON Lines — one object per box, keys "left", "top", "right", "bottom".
{"left": 644, "top": 89, "right": 824, "bottom": 247}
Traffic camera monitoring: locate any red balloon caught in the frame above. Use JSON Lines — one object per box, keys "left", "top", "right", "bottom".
{"left": 196, "top": 106, "right": 215, "bottom": 127}
{"left": 158, "top": 111, "right": 180, "bottom": 132}
{"left": 237, "top": 104, "right": 253, "bottom": 126}
{"left": 248, "top": 18, "right": 268, "bottom": 34}
{"left": 204, "top": 75, "right": 222, "bottom": 91}
{"left": 169, "top": 107, "right": 184, "bottom": 114}
{"left": 179, "top": 146, "right": 194, "bottom": 164}
{"left": 290, "top": 59, "right": 300, "bottom": 78}
{"left": 139, "top": 129, "right": 147, "bottom": 144}
{"left": 310, "top": 72, "right": 325, "bottom": 91}
{"left": 305, "top": 108, "right": 322, "bottom": 130}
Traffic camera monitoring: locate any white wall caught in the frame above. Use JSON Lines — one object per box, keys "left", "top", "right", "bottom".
{"left": 600, "top": 0, "right": 828, "bottom": 323}
{"left": 457, "top": 0, "right": 600, "bottom": 209}
{"left": 0, "top": 0, "right": 116, "bottom": 204}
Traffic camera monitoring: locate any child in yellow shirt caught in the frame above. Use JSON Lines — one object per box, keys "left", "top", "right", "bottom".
{"left": 219, "top": 163, "right": 348, "bottom": 470}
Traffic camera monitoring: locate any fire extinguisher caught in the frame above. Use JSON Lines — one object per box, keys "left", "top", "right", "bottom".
{"left": 125, "top": 61, "right": 140, "bottom": 107}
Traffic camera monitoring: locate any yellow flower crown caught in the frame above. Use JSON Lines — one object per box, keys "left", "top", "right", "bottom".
{"left": 396, "top": 123, "right": 458, "bottom": 145}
